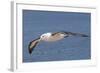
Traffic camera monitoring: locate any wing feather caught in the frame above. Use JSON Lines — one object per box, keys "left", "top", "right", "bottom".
{"left": 57, "top": 31, "right": 89, "bottom": 37}
{"left": 28, "top": 38, "right": 40, "bottom": 54}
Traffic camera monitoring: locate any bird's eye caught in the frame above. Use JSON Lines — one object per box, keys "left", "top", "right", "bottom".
{"left": 42, "top": 36, "right": 44, "bottom": 37}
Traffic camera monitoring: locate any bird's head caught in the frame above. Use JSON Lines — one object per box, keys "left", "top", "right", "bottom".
{"left": 40, "top": 32, "right": 51, "bottom": 40}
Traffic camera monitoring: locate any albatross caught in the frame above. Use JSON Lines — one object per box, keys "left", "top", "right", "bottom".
{"left": 28, "top": 31, "right": 89, "bottom": 54}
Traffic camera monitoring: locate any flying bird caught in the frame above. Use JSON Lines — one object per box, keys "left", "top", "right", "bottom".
{"left": 28, "top": 31, "right": 89, "bottom": 54}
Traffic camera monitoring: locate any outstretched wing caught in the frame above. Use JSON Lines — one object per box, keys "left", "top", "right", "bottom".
{"left": 28, "top": 38, "right": 40, "bottom": 54}
{"left": 59, "top": 31, "right": 89, "bottom": 37}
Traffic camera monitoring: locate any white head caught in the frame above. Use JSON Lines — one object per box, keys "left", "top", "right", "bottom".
{"left": 40, "top": 32, "right": 52, "bottom": 41}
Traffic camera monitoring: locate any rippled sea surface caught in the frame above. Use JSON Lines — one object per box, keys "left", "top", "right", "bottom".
{"left": 23, "top": 10, "right": 91, "bottom": 62}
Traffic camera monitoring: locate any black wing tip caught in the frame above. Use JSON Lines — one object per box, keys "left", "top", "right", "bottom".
{"left": 81, "top": 34, "right": 89, "bottom": 37}
{"left": 28, "top": 41, "right": 33, "bottom": 54}
{"left": 29, "top": 48, "right": 32, "bottom": 54}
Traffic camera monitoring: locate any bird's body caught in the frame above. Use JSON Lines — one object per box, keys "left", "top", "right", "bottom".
{"left": 28, "top": 31, "right": 89, "bottom": 54}
{"left": 40, "top": 32, "right": 66, "bottom": 42}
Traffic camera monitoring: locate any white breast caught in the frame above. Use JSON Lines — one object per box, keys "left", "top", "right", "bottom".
{"left": 44, "top": 33, "right": 65, "bottom": 42}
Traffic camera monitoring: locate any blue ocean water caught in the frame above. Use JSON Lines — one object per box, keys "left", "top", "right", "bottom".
{"left": 23, "top": 10, "right": 91, "bottom": 62}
